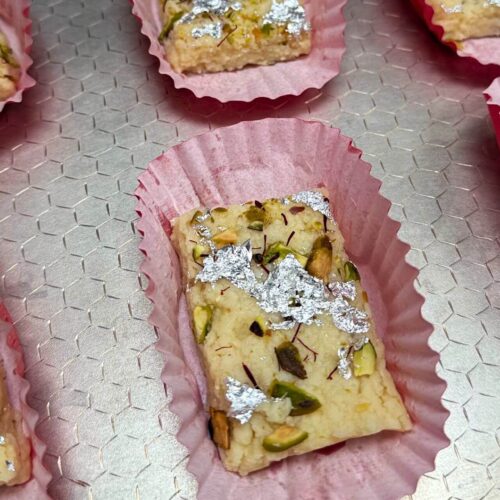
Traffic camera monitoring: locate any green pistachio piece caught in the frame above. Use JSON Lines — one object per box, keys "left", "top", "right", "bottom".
{"left": 193, "top": 305, "right": 213, "bottom": 344}
{"left": 262, "top": 425, "right": 308, "bottom": 452}
{"left": 275, "top": 341, "right": 307, "bottom": 379}
{"left": 269, "top": 380, "right": 321, "bottom": 416}
{"left": 261, "top": 23, "right": 273, "bottom": 35}
{"left": 158, "top": 11, "right": 184, "bottom": 41}
{"left": 344, "top": 261, "right": 360, "bottom": 281}
{"left": 0, "top": 43, "right": 18, "bottom": 67}
{"left": 245, "top": 205, "right": 265, "bottom": 222}
{"left": 263, "top": 242, "right": 308, "bottom": 267}
{"left": 247, "top": 221, "right": 264, "bottom": 231}
{"left": 353, "top": 341, "right": 377, "bottom": 377}
{"left": 192, "top": 244, "right": 209, "bottom": 265}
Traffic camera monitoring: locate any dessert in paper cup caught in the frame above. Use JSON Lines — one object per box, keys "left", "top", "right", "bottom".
{"left": 485, "top": 78, "right": 500, "bottom": 150}
{"left": 0, "top": 0, "right": 35, "bottom": 112}
{"left": 0, "top": 303, "right": 51, "bottom": 499}
{"left": 135, "top": 118, "right": 448, "bottom": 498}
{"left": 131, "top": 0, "right": 346, "bottom": 102}
{"left": 411, "top": 0, "right": 500, "bottom": 65}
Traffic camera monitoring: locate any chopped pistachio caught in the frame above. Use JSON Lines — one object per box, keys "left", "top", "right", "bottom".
{"left": 263, "top": 242, "right": 308, "bottom": 267}
{"left": 344, "top": 261, "right": 360, "bottom": 281}
{"left": 192, "top": 244, "right": 209, "bottom": 265}
{"left": 193, "top": 305, "right": 213, "bottom": 344}
{"left": 262, "top": 425, "right": 308, "bottom": 452}
{"left": 269, "top": 380, "right": 321, "bottom": 416}
{"left": 306, "top": 235, "right": 333, "bottom": 282}
{"left": 209, "top": 408, "right": 230, "bottom": 449}
{"left": 158, "top": 11, "right": 184, "bottom": 41}
{"left": 275, "top": 341, "right": 307, "bottom": 379}
{"left": 211, "top": 207, "right": 228, "bottom": 215}
{"left": 353, "top": 341, "right": 376, "bottom": 376}
{"left": 261, "top": 23, "right": 273, "bottom": 35}
{"left": 247, "top": 221, "right": 264, "bottom": 231}
{"left": 213, "top": 229, "right": 238, "bottom": 247}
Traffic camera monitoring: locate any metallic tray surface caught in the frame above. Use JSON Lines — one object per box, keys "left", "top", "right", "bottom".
{"left": 0, "top": 0, "right": 499, "bottom": 498}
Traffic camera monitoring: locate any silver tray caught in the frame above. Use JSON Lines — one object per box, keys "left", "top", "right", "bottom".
{"left": 0, "top": 0, "right": 499, "bottom": 498}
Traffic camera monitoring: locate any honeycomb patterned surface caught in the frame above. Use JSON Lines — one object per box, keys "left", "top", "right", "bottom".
{"left": 0, "top": 0, "right": 499, "bottom": 498}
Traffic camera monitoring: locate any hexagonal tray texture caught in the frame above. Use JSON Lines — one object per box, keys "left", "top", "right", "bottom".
{"left": 0, "top": 0, "right": 499, "bottom": 499}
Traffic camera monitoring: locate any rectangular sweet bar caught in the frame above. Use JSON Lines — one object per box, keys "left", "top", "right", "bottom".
{"left": 428, "top": 0, "right": 500, "bottom": 42}
{"left": 0, "top": 363, "right": 30, "bottom": 486}
{"left": 172, "top": 190, "right": 411, "bottom": 475}
{"left": 0, "top": 32, "right": 19, "bottom": 101}
{"left": 159, "top": 0, "right": 311, "bottom": 74}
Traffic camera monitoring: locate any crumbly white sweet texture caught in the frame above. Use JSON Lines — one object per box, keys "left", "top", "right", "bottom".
{"left": 428, "top": 0, "right": 500, "bottom": 41}
{"left": 0, "top": 363, "right": 31, "bottom": 486}
{"left": 0, "top": 33, "right": 19, "bottom": 101}
{"left": 172, "top": 191, "right": 411, "bottom": 476}
{"left": 159, "top": 0, "right": 311, "bottom": 74}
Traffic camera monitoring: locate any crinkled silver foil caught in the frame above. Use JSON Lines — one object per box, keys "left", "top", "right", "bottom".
{"left": 328, "top": 280, "right": 357, "bottom": 301}
{"left": 197, "top": 240, "right": 257, "bottom": 294}
{"left": 258, "top": 254, "right": 328, "bottom": 325}
{"left": 337, "top": 346, "right": 352, "bottom": 380}
{"left": 225, "top": 377, "right": 267, "bottom": 424}
{"left": 0, "top": 436, "right": 5, "bottom": 446}
{"left": 197, "top": 243, "right": 369, "bottom": 334}
{"left": 195, "top": 210, "right": 211, "bottom": 222}
{"left": 192, "top": 22, "right": 223, "bottom": 39}
{"left": 262, "top": 0, "right": 310, "bottom": 37}
{"left": 181, "top": 0, "right": 242, "bottom": 24}
{"left": 331, "top": 296, "right": 369, "bottom": 334}
{"left": 291, "top": 191, "right": 333, "bottom": 219}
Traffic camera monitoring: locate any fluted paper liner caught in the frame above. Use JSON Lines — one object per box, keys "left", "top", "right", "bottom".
{"left": 0, "top": 304, "right": 51, "bottom": 499}
{"left": 0, "top": 0, "right": 35, "bottom": 112}
{"left": 130, "top": 0, "right": 346, "bottom": 102}
{"left": 411, "top": 0, "right": 500, "bottom": 65}
{"left": 135, "top": 118, "right": 449, "bottom": 499}
{"left": 485, "top": 78, "right": 500, "bottom": 151}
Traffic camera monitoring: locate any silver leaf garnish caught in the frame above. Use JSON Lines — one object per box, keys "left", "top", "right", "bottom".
{"left": 291, "top": 191, "right": 333, "bottom": 219}
{"left": 225, "top": 377, "right": 267, "bottom": 424}
{"left": 0, "top": 436, "right": 5, "bottom": 446}
{"left": 337, "top": 346, "right": 352, "bottom": 380}
{"left": 328, "top": 280, "right": 357, "bottom": 301}
{"left": 197, "top": 240, "right": 257, "bottom": 293}
{"left": 330, "top": 297, "right": 369, "bottom": 334}
{"left": 197, "top": 243, "right": 369, "bottom": 334}
{"left": 5, "top": 460, "right": 15, "bottom": 472}
{"left": 262, "top": 0, "right": 310, "bottom": 37}
{"left": 192, "top": 21, "right": 223, "bottom": 39}
{"left": 181, "top": 0, "right": 242, "bottom": 24}
{"left": 258, "top": 254, "right": 328, "bottom": 326}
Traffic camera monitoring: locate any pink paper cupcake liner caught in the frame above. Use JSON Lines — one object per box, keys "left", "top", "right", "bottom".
{"left": 411, "top": 0, "right": 500, "bottom": 66}
{"left": 135, "top": 118, "right": 449, "bottom": 500}
{"left": 0, "top": 303, "right": 51, "bottom": 499}
{"left": 130, "top": 0, "right": 346, "bottom": 102}
{"left": 0, "top": 0, "right": 35, "bottom": 112}
{"left": 485, "top": 78, "right": 500, "bottom": 151}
